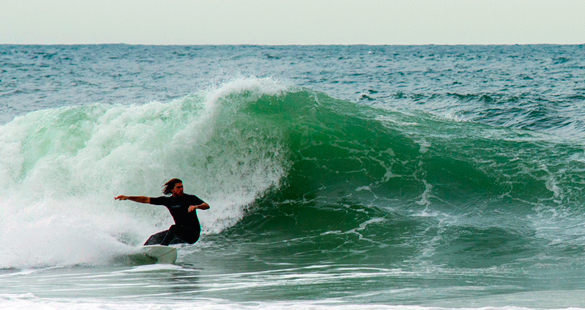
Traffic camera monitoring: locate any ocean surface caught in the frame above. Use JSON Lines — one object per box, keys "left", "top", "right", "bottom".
{"left": 1, "top": 44, "right": 585, "bottom": 309}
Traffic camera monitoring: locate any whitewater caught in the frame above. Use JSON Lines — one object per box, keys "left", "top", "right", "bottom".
{"left": 1, "top": 45, "right": 585, "bottom": 309}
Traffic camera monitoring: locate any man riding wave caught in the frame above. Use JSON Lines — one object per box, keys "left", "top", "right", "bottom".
{"left": 115, "top": 178, "right": 210, "bottom": 245}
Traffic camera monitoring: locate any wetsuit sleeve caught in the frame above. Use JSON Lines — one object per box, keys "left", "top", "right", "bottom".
{"left": 189, "top": 195, "right": 204, "bottom": 206}
{"left": 149, "top": 196, "right": 168, "bottom": 206}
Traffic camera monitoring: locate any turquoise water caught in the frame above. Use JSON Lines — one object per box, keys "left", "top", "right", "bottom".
{"left": 1, "top": 45, "right": 585, "bottom": 309}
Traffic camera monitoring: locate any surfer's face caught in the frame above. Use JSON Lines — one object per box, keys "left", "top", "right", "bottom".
{"left": 171, "top": 183, "right": 184, "bottom": 197}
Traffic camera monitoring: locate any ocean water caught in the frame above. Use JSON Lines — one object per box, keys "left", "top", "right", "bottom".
{"left": 1, "top": 44, "right": 585, "bottom": 309}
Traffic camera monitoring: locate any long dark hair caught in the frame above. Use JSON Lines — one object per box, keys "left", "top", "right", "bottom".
{"left": 163, "top": 178, "right": 182, "bottom": 195}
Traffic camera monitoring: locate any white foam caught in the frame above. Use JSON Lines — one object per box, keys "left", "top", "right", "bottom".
{"left": 414, "top": 138, "right": 431, "bottom": 154}
{"left": 0, "top": 298, "right": 582, "bottom": 310}
{"left": 0, "top": 77, "right": 290, "bottom": 269}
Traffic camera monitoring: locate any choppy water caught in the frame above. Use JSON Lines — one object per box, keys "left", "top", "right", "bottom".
{"left": 1, "top": 45, "right": 585, "bottom": 309}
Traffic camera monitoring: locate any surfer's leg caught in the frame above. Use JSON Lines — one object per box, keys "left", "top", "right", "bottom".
{"left": 143, "top": 230, "right": 169, "bottom": 245}
{"left": 160, "top": 225, "right": 200, "bottom": 245}
{"left": 160, "top": 225, "right": 181, "bottom": 246}
{"left": 170, "top": 225, "right": 200, "bottom": 244}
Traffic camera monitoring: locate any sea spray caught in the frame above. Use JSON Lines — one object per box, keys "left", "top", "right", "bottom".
{"left": 0, "top": 78, "right": 289, "bottom": 268}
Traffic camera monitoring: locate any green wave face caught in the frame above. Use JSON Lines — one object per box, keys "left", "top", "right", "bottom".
{"left": 212, "top": 88, "right": 585, "bottom": 270}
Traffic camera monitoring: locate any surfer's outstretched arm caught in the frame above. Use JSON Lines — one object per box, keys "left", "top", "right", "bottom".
{"left": 188, "top": 202, "right": 210, "bottom": 212}
{"left": 115, "top": 195, "right": 150, "bottom": 204}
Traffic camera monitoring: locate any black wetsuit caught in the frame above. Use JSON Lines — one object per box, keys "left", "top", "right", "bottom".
{"left": 144, "top": 194, "right": 205, "bottom": 246}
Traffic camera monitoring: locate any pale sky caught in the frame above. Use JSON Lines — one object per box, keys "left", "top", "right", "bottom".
{"left": 1, "top": 0, "right": 584, "bottom": 45}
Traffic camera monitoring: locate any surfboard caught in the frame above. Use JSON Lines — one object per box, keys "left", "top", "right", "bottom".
{"left": 141, "top": 245, "right": 178, "bottom": 264}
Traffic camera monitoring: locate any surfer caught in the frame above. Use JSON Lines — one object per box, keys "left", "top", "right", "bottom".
{"left": 115, "top": 178, "right": 210, "bottom": 246}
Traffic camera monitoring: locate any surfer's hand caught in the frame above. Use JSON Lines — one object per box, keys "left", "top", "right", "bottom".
{"left": 115, "top": 195, "right": 127, "bottom": 201}
{"left": 189, "top": 203, "right": 209, "bottom": 212}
